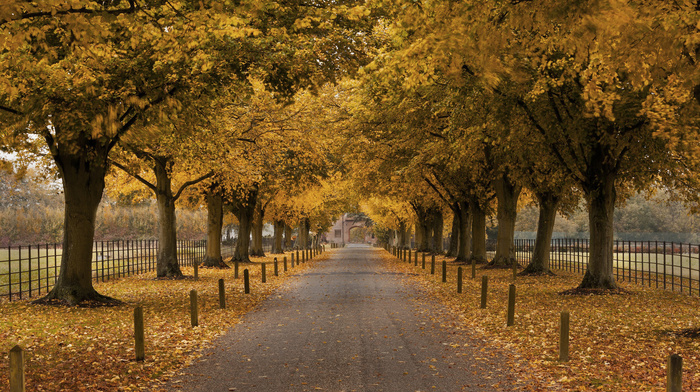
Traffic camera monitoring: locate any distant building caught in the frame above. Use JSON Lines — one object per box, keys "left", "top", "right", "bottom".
{"left": 324, "top": 213, "right": 376, "bottom": 245}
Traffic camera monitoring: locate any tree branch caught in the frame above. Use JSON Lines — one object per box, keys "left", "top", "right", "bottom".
{"left": 1, "top": 2, "right": 138, "bottom": 26}
{"left": 108, "top": 159, "right": 158, "bottom": 193}
{"left": 173, "top": 171, "right": 215, "bottom": 202}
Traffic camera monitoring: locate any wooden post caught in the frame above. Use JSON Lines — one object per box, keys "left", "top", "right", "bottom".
{"left": 274, "top": 258, "right": 279, "bottom": 276}
{"left": 302, "top": 251, "right": 306, "bottom": 263}
{"left": 442, "top": 259, "right": 447, "bottom": 282}
{"left": 667, "top": 354, "right": 682, "bottom": 392}
{"left": 408, "top": 249, "right": 412, "bottom": 264}
{"left": 507, "top": 284, "right": 515, "bottom": 326}
{"left": 480, "top": 276, "right": 488, "bottom": 309}
{"left": 414, "top": 251, "right": 418, "bottom": 266}
{"left": 291, "top": 253, "right": 295, "bottom": 267}
{"left": 512, "top": 262, "right": 517, "bottom": 281}
{"left": 190, "top": 290, "right": 198, "bottom": 327}
{"left": 559, "top": 311, "right": 570, "bottom": 362}
{"left": 472, "top": 258, "right": 476, "bottom": 279}
{"left": 244, "top": 269, "right": 250, "bottom": 294}
{"left": 134, "top": 306, "right": 145, "bottom": 361}
{"left": 284, "top": 256, "right": 288, "bottom": 272}
{"left": 296, "top": 249, "right": 299, "bottom": 264}
{"left": 193, "top": 263, "right": 199, "bottom": 281}
{"left": 218, "top": 279, "right": 226, "bottom": 309}
{"left": 9, "top": 345, "right": 25, "bottom": 392}
{"left": 457, "top": 267, "right": 463, "bottom": 293}
{"left": 261, "top": 263, "right": 267, "bottom": 283}
{"left": 234, "top": 261, "right": 239, "bottom": 279}
{"left": 431, "top": 255, "right": 435, "bottom": 275}
{"left": 422, "top": 253, "right": 426, "bottom": 269}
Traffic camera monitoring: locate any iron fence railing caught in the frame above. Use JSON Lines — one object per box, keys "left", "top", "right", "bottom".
{"left": 0, "top": 237, "right": 281, "bottom": 301}
{"left": 485, "top": 238, "right": 700, "bottom": 296}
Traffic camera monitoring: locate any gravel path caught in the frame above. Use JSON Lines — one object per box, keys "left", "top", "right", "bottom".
{"left": 169, "top": 245, "right": 522, "bottom": 391}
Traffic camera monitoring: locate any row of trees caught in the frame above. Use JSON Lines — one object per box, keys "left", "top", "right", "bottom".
{"left": 343, "top": 0, "right": 700, "bottom": 291}
{"left": 0, "top": 0, "right": 374, "bottom": 305}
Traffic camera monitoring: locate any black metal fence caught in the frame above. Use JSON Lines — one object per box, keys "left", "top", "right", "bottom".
{"left": 0, "top": 237, "right": 280, "bottom": 301}
{"left": 493, "top": 238, "right": 700, "bottom": 296}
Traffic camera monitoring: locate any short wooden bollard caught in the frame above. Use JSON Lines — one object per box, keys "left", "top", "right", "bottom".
{"left": 234, "top": 261, "right": 239, "bottom": 279}
{"left": 471, "top": 258, "right": 476, "bottom": 279}
{"left": 512, "top": 263, "right": 518, "bottom": 281}
{"left": 431, "top": 255, "right": 436, "bottom": 275}
{"left": 507, "top": 284, "right": 516, "bottom": 326}
{"left": 667, "top": 354, "right": 682, "bottom": 392}
{"left": 307, "top": 248, "right": 310, "bottom": 261}
{"left": 134, "top": 306, "right": 145, "bottom": 361}
{"left": 559, "top": 311, "right": 570, "bottom": 362}
{"left": 291, "top": 253, "right": 295, "bottom": 267}
{"left": 302, "top": 251, "right": 306, "bottom": 263}
{"left": 442, "top": 260, "right": 447, "bottom": 282}
{"left": 414, "top": 252, "right": 418, "bottom": 266}
{"left": 193, "top": 263, "right": 199, "bottom": 280}
{"left": 9, "top": 345, "right": 25, "bottom": 392}
{"left": 261, "top": 263, "right": 267, "bottom": 283}
{"left": 422, "top": 253, "right": 426, "bottom": 269}
{"left": 190, "top": 290, "right": 199, "bottom": 327}
{"left": 218, "top": 279, "right": 226, "bottom": 309}
{"left": 408, "top": 249, "right": 412, "bottom": 264}
{"left": 296, "top": 250, "right": 300, "bottom": 264}
{"left": 480, "top": 276, "right": 488, "bottom": 309}
{"left": 284, "top": 256, "right": 288, "bottom": 272}
{"left": 244, "top": 269, "right": 250, "bottom": 294}
{"left": 457, "top": 267, "right": 463, "bottom": 293}
{"left": 274, "top": 258, "right": 279, "bottom": 276}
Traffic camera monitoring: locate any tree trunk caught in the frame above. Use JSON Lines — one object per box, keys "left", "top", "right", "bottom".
{"left": 231, "top": 187, "right": 257, "bottom": 263}
{"left": 37, "top": 148, "right": 116, "bottom": 305}
{"left": 431, "top": 209, "right": 443, "bottom": 254}
{"left": 488, "top": 175, "right": 521, "bottom": 267}
{"left": 470, "top": 201, "right": 487, "bottom": 264}
{"left": 299, "top": 218, "right": 310, "bottom": 249}
{"left": 522, "top": 193, "right": 558, "bottom": 275}
{"left": 446, "top": 204, "right": 460, "bottom": 257}
{"left": 272, "top": 220, "right": 285, "bottom": 254}
{"left": 284, "top": 224, "right": 293, "bottom": 250}
{"left": 578, "top": 168, "right": 618, "bottom": 289}
{"left": 455, "top": 200, "right": 472, "bottom": 263}
{"left": 250, "top": 203, "right": 265, "bottom": 257}
{"left": 415, "top": 222, "right": 423, "bottom": 250}
{"left": 414, "top": 205, "right": 433, "bottom": 252}
{"left": 398, "top": 221, "right": 407, "bottom": 249}
{"left": 154, "top": 158, "right": 183, "bottom": 278}
{"left": 202, "top": 190, "right": 228, "bottom": 268}
{"left": 404, "top": 225, "right": 412, "bottom": 248}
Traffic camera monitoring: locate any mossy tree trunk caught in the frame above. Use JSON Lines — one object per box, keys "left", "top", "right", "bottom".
{"left": 470, "top": 201, "right": 488, "bottom": 264}
{"left": 284, "top": 224, "right": 293, "bottom": 250}
{"left": 522, "top": 192, "right": 559, "bottom": 275}
{"left": 455, "top": 200, "right": 472, "bottom": 263}
{"left": 489, "top": 175, "right": 521, "bottom": 267}
{"left": 231, "top": 187, "right": 257, "bottom": 263}
{"left": 578, "top": 162, "right": 618, "bottom": 289}
{"left": 37, "top": 143, "right": 116, "bottom": 305}
{"left": 446, "top": 203, "right": 460, "bottom": 258}
{"left": 250, "top": 202, "right": 265, "bottom": 257}
{"left": 431, "top": 209, "right": 443, "bottom": 254}
{"left": 202, "top": 187, "right": 228, "bottom": 268}
{"left": 272, "top": 219, "right": 284, "bottom": 254}
{"left": 154, "top": 157, "right": 182, "bottom": 278}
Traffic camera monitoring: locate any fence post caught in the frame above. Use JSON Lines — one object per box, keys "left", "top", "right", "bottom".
{"left": 414, "top": 251, "right": 418, "bottom": 266}
{"left": 274, "top": 258, "right": 279, "bottom": 276}
{"left": 190, "top": 290, "right": 198, "bottom": 327}
{"left": 134, "top": 306, "right": 145, "bottom": 361}
{"left": 218, "top": 279, "right": 226, "bottom": 309}
{"left": 422, "top": 253, "right": 426, "bottom": 269}
{"left": 442, "top": 259, "right": 447, "bottom": 282}
{"left": 507, "top": 284, "right": 516, "bottom": 326}
{"left": 9, "top": 345, "right": 25, "bottom": 392}
{"left": 284, "top": 256, "right": 288, "bottom": 272}
{"left": 431, "top": 255, "right": 436, "bottom": 275}
{"left": 480, "top": 276, "right": 488, "bottom": 309}
{"left": 667, "top": 354, "right": 682, "bottom": 392}
{"left": 457, "top": 267, "right": 463, "bottom": 293}
{"left": 193, "top": 262, "right": 199, "bottom": 281}
{"left": 559, "top": 311, "right": 570, "bottom": 362}
{"left": 244, "top": 269, "right": 250, "bottom": 294}
{"left": 261, "top": 263, "right": 267, "bottom": 283}
{"left": 234, "top": 261, "right": 239, "bottom": 279}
